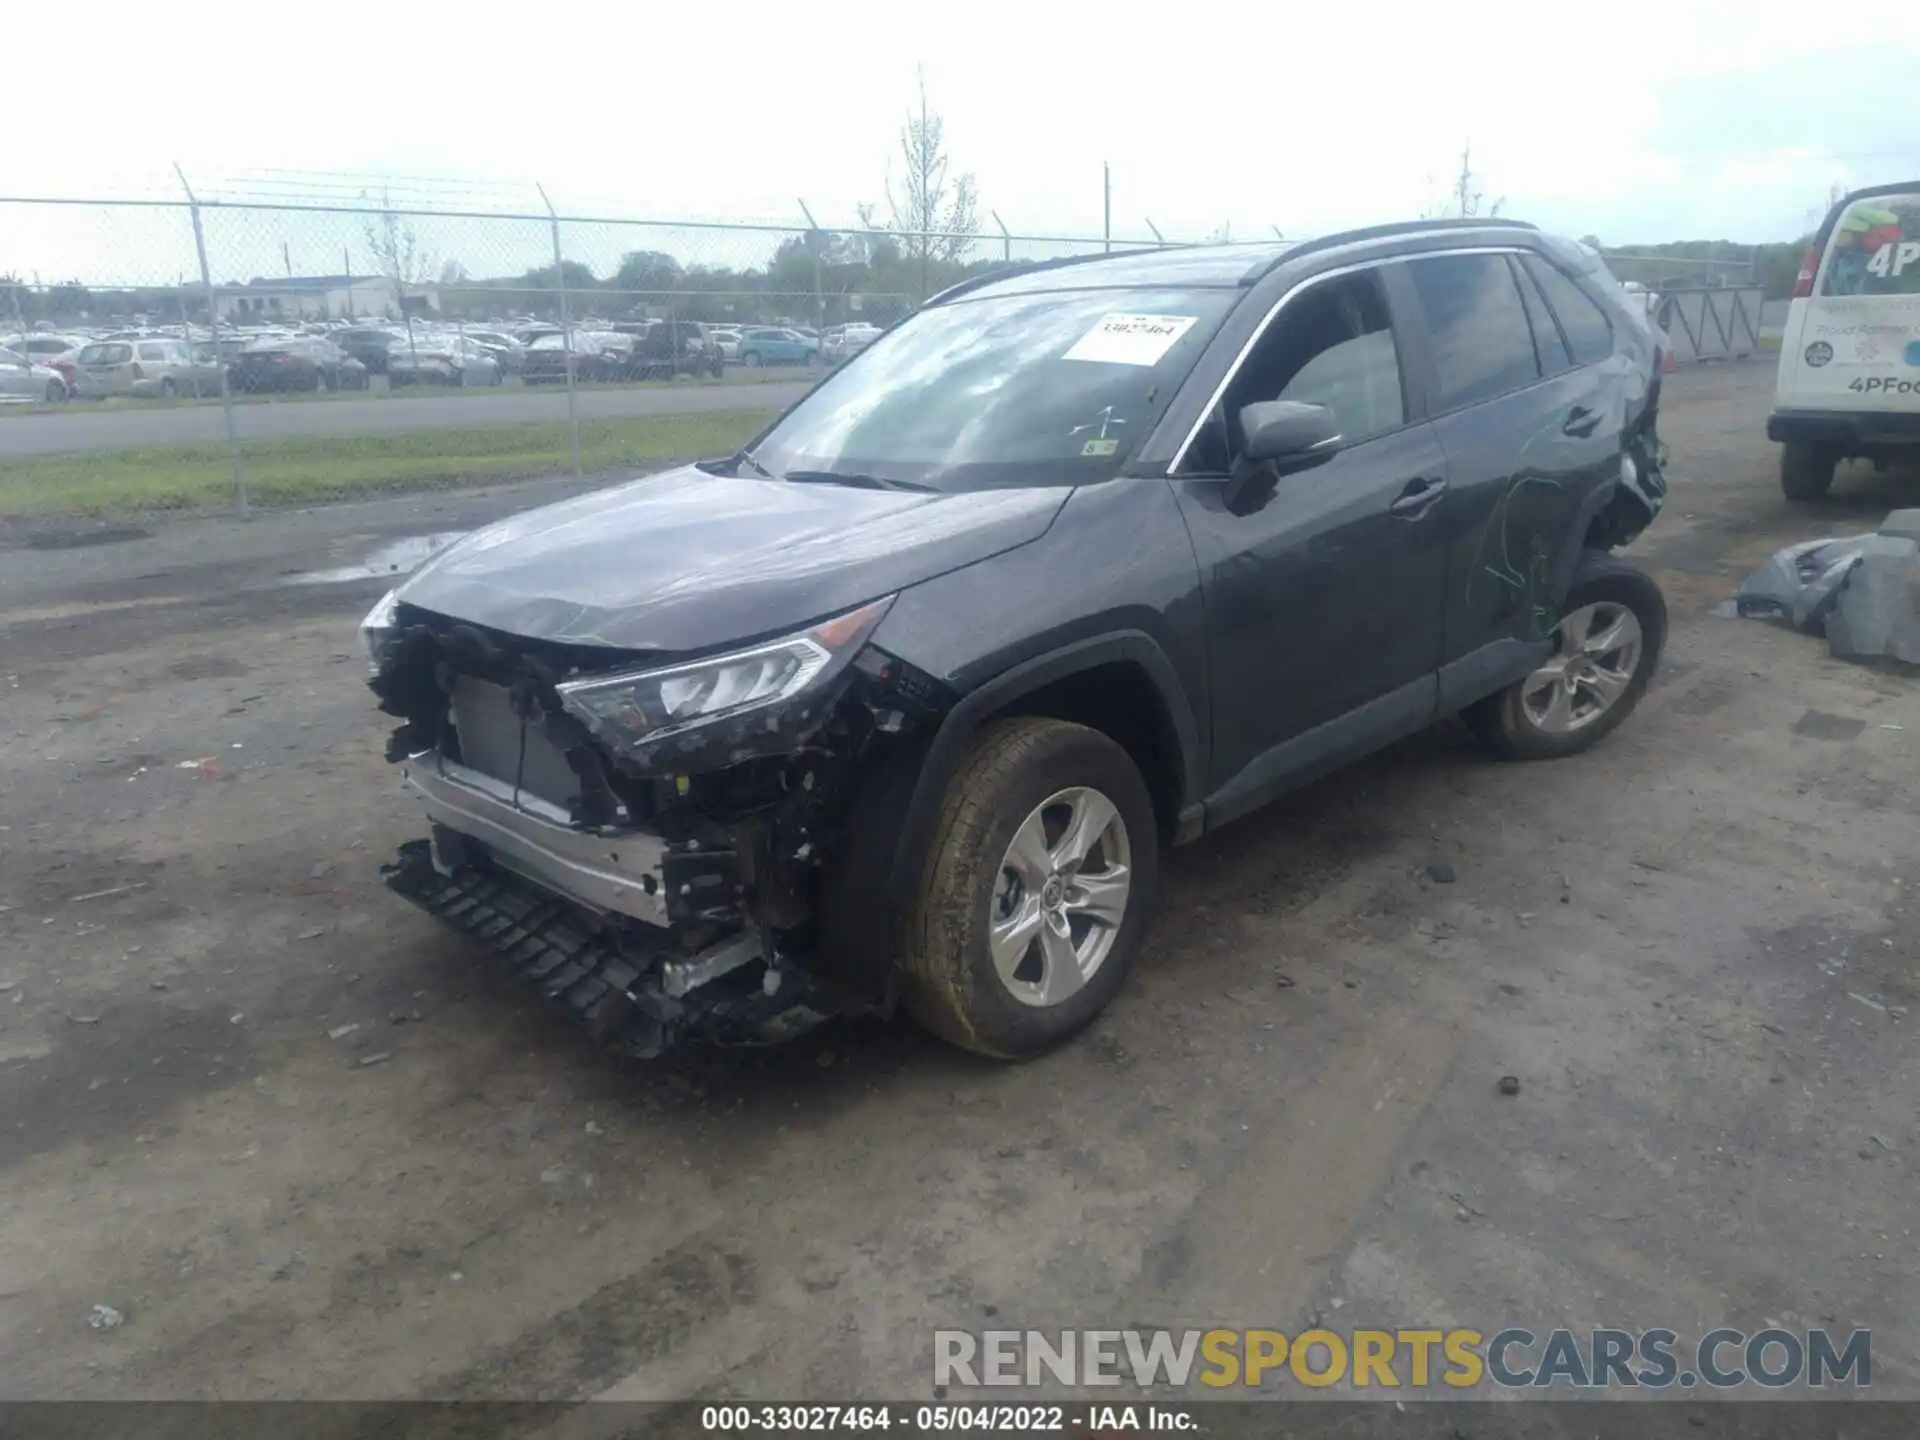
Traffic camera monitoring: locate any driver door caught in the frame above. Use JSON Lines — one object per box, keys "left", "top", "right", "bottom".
{"left": 1172, "top": 265, "right": 1451, "bottom": 823}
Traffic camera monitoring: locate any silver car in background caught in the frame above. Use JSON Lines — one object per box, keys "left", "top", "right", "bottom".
{"left": 387, "top": 333, "right": 504, "bottom": 387}
{"left": 73, "top": 338, "right": 221, "bottom": 398}
{"left": 0, "top": 347, "right": 69, "bottom": 403}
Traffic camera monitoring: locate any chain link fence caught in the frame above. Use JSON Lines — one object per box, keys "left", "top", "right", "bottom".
{"left": 0, "top": 180, "right": 1182, "bottom": 525}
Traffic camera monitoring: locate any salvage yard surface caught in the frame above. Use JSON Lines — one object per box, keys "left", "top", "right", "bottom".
{"left": 0, "top": 361, "right": 1916, "bottom": 1403}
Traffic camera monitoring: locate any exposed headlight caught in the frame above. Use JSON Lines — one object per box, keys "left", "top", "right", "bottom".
{"left": 556, "top": 596, "right": 894, "bottom": 752}
{"left": 360, "top": 587, "right": 401, "bottom": 674}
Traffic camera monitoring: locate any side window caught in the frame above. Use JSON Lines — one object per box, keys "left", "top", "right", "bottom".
{"left": 1520, "top": 259, "right": 1612, "bottom": 372}
{"left": 1406, "top": 253, "right": 1541, "bottom": 410}
{"left": 1521, "top": 255, "right": 1614, "bottom": 366}
{"left": 1185, "top": 271, "right": 1406, "bottom": 472}
{"left": 1510, "top": 257, "right": 1572, "bottom": 376}
{"left": 137, "top": 343, "right": 167, "bottom": 362}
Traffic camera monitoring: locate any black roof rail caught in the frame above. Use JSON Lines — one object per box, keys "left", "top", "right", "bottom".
{"left": 1249, "top": 216, "right": 1538, "bottom": 281}
{"left": 922, "top": 249, "right": 1141, "bottom": 308}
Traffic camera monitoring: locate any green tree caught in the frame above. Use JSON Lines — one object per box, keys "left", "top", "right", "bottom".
{"left": 612, "top": 250, "right": 683, "bottom": 296}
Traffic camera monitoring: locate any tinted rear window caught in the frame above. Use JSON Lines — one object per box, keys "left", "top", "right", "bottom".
{"left": 1821, "top": 192, "right": 1920, "bottom": 296}
{"left": 1407, "top": 254, "right": 1542, "bottom": 410}
{"left": 1522, "top": 255, "right": 1613, "bottom": 365}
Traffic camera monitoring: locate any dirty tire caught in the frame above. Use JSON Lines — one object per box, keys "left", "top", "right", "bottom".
{"left": 1470, "top": 554, "right": 1667, "bottom": 762}
{"left": 1780, "top": 442, "right": 1838, "bottom": 501}
{"left": 900, "top": 717, "right": 1157, "bottom": 1059}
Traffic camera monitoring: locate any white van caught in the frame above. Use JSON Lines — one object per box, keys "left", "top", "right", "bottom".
{"left": 1770, "top": 181, "right": 1920, "bottom": 499}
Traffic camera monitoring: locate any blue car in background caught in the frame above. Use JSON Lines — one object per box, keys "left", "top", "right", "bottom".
{"left": 736, "top": 327, "right": 820, "bottom": 367}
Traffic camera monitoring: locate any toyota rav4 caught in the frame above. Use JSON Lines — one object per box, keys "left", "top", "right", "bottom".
{"left": 368, "top": 219, "right": 1669, "bottom": 1061}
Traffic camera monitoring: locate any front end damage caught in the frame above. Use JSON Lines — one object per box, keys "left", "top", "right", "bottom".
{"left": 369, "top": 597, "right": 950, "bottom": 1057}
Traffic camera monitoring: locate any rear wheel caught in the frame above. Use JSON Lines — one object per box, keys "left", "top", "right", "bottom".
{"left": 45, "top": 380, "right": 64, "bottom": 403}
{"left": 159, "top": 378, "right": 178, "bottom": 399}
{"left": 743, "top": 351, "right": 762, "bottom": 368}
{"left": 1780, "top": 442, "right": 1838, "bottom": 501}
{"left": 1468, "top": 555, "right": 1666, "bottom": 761}
{"left": 898, "top": 718, "right": 1158, "bottom": 1059}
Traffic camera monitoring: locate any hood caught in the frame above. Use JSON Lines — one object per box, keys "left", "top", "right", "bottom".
{"left": 395, "top": 463, "right": 1070, "bottom": 652}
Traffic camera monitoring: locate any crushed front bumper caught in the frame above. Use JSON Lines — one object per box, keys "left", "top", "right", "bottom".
{"left": 401, "top": 751, "right": 670, "bottom": 926}
{"left": 382, "top": 837, "right": 839, "bottom": 1057}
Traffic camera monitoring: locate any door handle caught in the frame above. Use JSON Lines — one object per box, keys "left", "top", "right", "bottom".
{"left": 1389, "top": 476, "right": 1448, "bottom": 518}
{"left": 1563, "top": 405, "right": 1601, "bottom": 438}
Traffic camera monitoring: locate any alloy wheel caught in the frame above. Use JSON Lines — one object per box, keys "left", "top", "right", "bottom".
{"left": 1520, "top": 601, "right": 1644, "bottom": 734}
{"left": 988, "top": 786, "right": 1132, "bottom": 1007}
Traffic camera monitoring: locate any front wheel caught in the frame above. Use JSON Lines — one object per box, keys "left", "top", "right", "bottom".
{"left": 1468, "top": 555, "right": 1667, "bottom": 761}
{"left": 899, "top": 717, "right": 1158, "bottom": 1059}
{"left": 1780, "top": 442, "right": 1838, "bottom": 501}
{"left": 742, "top": 351, "right": 762, "bottom": 368}
{"left": 45, "top": 380, "right": 65, "bottom": 403}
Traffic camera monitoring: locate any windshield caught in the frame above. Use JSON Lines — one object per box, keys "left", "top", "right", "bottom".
{"left": 1821, "top": 192, "right": 1920, "bottom": 296}
{"left": 746, "top": 287, "right": 1234, "bottom": 490}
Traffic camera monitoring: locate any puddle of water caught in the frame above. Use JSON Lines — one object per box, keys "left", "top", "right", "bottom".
{"left": 283, "top": 531, "right": 466, "bottom": 586}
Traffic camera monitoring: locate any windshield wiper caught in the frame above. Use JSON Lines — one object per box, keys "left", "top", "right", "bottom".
{"left": 782, "top": 469, "right": 934, "bottom": 493}
{"left": 734, "top": 449, "right": 778, "bottom": 480}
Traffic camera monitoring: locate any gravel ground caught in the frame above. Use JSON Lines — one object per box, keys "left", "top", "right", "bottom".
{"left": 0, "top": 361, "right": 1915, "bottom": 1404}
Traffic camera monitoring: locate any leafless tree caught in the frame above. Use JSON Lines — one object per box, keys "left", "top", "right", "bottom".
{"left": 880, "top": 69, "right": 979, "bottom": 284}
{"left": 1422, "top": 145, "right": 1506, "bottom": 220}
{"left": 360, "top": 190, "right": 435, "bottom": 288}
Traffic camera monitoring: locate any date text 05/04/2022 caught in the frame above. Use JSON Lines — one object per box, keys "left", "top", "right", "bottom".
{"left": 699, "top": 1403, "right": 1194, "bottom": 1431}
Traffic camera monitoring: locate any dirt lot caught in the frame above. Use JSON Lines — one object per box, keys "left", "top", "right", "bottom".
{"left": 1, "top": 361, "right": 1916, "bottom": 1403}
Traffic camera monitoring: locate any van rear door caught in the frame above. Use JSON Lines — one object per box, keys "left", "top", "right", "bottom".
{"left": 1778, "top": 185, "right": 1920, "bottom": 414}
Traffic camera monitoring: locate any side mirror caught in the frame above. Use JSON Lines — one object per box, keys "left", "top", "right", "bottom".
{"left": 1224, "top": 401, "right": 1343, "bottom": 515}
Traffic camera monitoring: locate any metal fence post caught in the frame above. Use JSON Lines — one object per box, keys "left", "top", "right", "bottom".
{"left": 174, "top": 164, "right": 248, "bottom": 517}
{"left": 538, "top": 183, "right": 582, "bottom": 479}
{"left": 992, "top": 211, "right": 1011, "bottom": 263}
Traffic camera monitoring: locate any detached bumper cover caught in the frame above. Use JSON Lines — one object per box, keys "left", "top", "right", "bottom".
{"left": 1768, "top": 408, "right": 1920, "bottom": 448}
{"left": 382, "top": 838, "right": 838, "bottom": 1056}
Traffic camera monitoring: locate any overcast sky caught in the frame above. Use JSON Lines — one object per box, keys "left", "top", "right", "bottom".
{"left": 8, "top": 1, "right": 1920, "bottom": 284}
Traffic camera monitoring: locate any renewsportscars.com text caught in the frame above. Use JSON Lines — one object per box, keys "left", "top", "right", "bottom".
{"left": 933, "top": 1327, "right": 1872, "bottom": 1391}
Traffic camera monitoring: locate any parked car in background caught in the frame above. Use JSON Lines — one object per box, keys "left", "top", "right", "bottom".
{"left": 389, "top": 334, "right": 504, "bottom": 387}
{"left": 73, "top": 337, "right": 217, "bottom": 398}
{"left": 7, "top": 335, "right": 87, "bottom": 396}
{"left": 737, "top": 326, "right": 820, "bottom": 368}
{"left": 822, "top": 322, "right": 882, "bottom": 363}
{"left": 464, "top": 330, "right": 527, "bottom": 376}
{"left": 710, "top": 326, "right": 742, "bottom": 362}
{"left": 618, "top": 319, "right": 725, "bottom": 380}
{"left": 1769, "top": 179, "right": 1920, "bottom": 500}
{"left": 333, "top": 327, "right": 408, "bottom": 376}
{"left": 522, "top": 330, "right": 631, "bottom": 384}
{"left": 0, "top": 347, "right": 68, "bottom": 402}
{"left": 229, "top": 336, "right": 369, "bottom": 393}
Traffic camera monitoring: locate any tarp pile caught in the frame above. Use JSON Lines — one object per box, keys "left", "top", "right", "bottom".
{"left": 1735, "top": 509, "right": 1920, "bottom": 664}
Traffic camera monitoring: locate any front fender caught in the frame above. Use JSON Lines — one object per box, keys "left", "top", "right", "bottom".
{"left": 884, "top": 630, "right": 1205, "bottom": 895}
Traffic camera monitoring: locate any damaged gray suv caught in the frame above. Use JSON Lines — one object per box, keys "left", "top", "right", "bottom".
{"left": 369, "top": 220, "right": 1669, "bottom": 1060}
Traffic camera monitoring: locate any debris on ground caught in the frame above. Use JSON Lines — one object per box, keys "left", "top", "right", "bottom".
{"left": 1734, "top": 535, "right": 1871, "bottom": 631}
{"left": 1733, "top": 513, "right": 1920, "bottom": 663}
{"left": 1427, "top": 862, "right": 1458, "bottom": 884}
{"left": 86, "top": 1304, "right": 125, "bottom": 1331}
{"left": 326, "top": 1023, "right": 359, "bottom": 1041}
{"left": 1826, "top": 536, "right": 1920, "bottom": 664}
{"left": 1497, "top": 1075, "right": 1521, "bottom": 1096}
{"left": 69, "top": 883, "right": 145, "bottom": 905}
{"left": 356, "top": 1051, "right": 392, "bottom": 1068}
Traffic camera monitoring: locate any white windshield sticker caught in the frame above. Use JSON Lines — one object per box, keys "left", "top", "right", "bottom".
{"left": 1063, "top": 313, "right": 1198, "bottom": 367}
